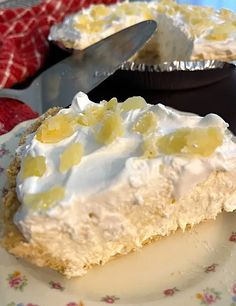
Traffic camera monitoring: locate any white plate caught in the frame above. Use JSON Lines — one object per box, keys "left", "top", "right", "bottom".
{"left": 0, "top": 120, "right": 236, "bottom": 306}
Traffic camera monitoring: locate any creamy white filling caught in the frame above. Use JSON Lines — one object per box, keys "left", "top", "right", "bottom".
{"left": 192, "top": 36, "right": 236, "bottom": 59}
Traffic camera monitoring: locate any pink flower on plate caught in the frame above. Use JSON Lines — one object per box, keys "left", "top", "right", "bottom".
{"left": 196, "top": 288, "right": 221, "bottom": 305}
{"left": 163, "top": 287, "right": 179, "bottom": 296}
{"left": 232, "top": 283, "right": 236, "bottom": 295}
{"left": 0, "top": 144, "right": 10, "bottom": 157}
{"left": 204, "top": 264, "right": 218, "bottom": 273}
{"left": 49, "top": 280, "right": 64, "bottom": 291}
{"left": 101, "top": 295, "right": 120, "bottom": 304}
{"left": 229, "top": 232, "right": 236, "bottom": 242}
{"left": 66, "top": 302, "right": 84, "bottom": 306}
{"left": 7, "top": 271, "right": 28, "bottom": 291}
{"left": 203, "top": 293, "right": 217, "bottom": 304}
{"left": 9, "top": 277, "right": 22, "bottom": 287}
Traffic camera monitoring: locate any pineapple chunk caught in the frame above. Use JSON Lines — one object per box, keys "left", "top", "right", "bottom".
{"left": 77, "top": 15, "right": 91, "bottom": 25}
{"left": 157, "top": 127, "right": 223, "bottom": 157}
{"left": 206, "top": 22, "right": 235, "bottom": 40}
{"left": 105, "top": 97, "right": 118, "bottom": 111}
{"left": 118, "top": 2, "right": 137, "bottom": 15}
{"left": 24, "top": 186, "right": 65, "bottom": 210}
{"left": 77, "top": 104, "right": 105, "bottom": 126}
{"left": 91, "top": 20, "right": 105, "bottom": 32}
{"left": 90, "top": 5, "right": 109, "bottom": 18}
{"left": 21, "top": 155, "right": 46, "bottom": 179}
{"left": 142, "top": 136, "right": 159, "bottom": 159}
{"left": 219, "top": 8, "right": 235, "bottom": 20}
{"left": 133, "top": 111, "right": 157, "bottom": 135}
{"left": 74, "top": 22, "right": 90, "bottom": 32}
{"left": 121, "top": 97, "right": 147, "bottom": 113}
{"left": 95, "top": 111, "right": 124, "bottom": 145}
{"left": 142, "top": 6, "right": 155, "bottom": 19}
{"left": 74, "top": 15, "right": 91, "bottom": 32}
{"left": 156, "top": 4, "right": 166, "bottom": 14}
{"left": 74, "top": 16, "right": 105, "bottom": 33}
{"left": 36, "top": 114, "right": 76, "bottom": 144}
{"left": 60, "top": 142, "right": 84, "bottom": 173}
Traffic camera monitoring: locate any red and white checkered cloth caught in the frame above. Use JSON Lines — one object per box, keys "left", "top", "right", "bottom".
{"left": 0, "top": 0, "right": 117, "bottom": 135}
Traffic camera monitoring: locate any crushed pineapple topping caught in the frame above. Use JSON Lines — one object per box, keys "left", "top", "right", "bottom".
{"left": 24, "top": 186, "right": 65, "bottom": 210}
{"left": 36, "top": 114, "right": 77, "bottom": 144}
{"left": 95, "top": 111, "right": 124, "bottom": 145}
{"left": 133, "top": 111, "right": 157, "bottom": 135}
{"left": 157, "top": 127, "right": 223, "bottom": 157}
{"left": 105, "top": 97, "right": 118, "bottom": 111}
{"left": 206, "top": 21, "right": 236, "bottom": 41}
{"left": 18, "top": 92, "right": 230, "bottom": 212}
{"left": 60, "top": 142, "right": 84, "bottom": 173}
{"left": 20, "top": 155, "right": 46, "bottom": 179}
{"left": 142, "top": 136, "right": 159, "bottom": 159}
{"left": 68, "top": 1, "right": 236, "bottom": 42}
{"left": 120, "top": 97, "right": 147, "bottom": 113}
{"left": 77, "top": 104, "right": 105, "bottom": 126}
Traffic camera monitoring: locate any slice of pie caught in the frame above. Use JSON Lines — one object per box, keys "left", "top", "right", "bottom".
{"left": 2, "top": 92, "right": 236, "bottom": 278}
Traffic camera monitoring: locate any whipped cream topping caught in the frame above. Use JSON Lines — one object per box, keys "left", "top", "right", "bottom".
{"left": 49, "top": 1, "right": 159, "bottom": 49}
{"left": 15, "top": 92, "right": 236, "bottom": 237}
{"left": 49, "top": 1, "right": 236, "bottom": 62}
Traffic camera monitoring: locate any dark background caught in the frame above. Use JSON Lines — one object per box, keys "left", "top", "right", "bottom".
{"left": 88, "top": 66, "right": 236, "bottom": 134}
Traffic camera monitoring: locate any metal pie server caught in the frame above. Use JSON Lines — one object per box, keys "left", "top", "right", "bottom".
{"left": 0, "top": 20, "right": 157, "bottom": 114}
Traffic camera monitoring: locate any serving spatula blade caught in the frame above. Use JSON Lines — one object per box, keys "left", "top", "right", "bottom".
{"left": 0, "top": 20, "right": 157, "bottom": 114}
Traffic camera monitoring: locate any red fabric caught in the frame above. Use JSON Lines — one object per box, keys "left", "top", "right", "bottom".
{"left": 0, "top": 0, "right": 117, "bottom": 135}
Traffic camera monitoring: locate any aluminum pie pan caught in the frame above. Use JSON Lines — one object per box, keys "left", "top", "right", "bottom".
{"left": 120, "top": 60, "right": 235, "bottom": 72}
{"left": 114, "top": 60, "right": 236, "bottom": 91}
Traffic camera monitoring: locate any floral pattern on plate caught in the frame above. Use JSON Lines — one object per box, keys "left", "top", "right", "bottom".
{"left": 163, "top": 287, "right": 180, "bottom": 296}
{"left": 196, "top": 288, "right": 221, "bottom": 305}
{"left": 204, "top": 264, "right": 218, "bottom": 273}
{"left": 49, "top": 280, "right": 65, "bottom": 291}
{"left": 229, "top": 232, "right": 236, "bottom": 243}
{"left": 7, "top": 271, "right": 28, "bottom": 291}
{"left": 101, "top": 296, "right": 120, "bottom": 304}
